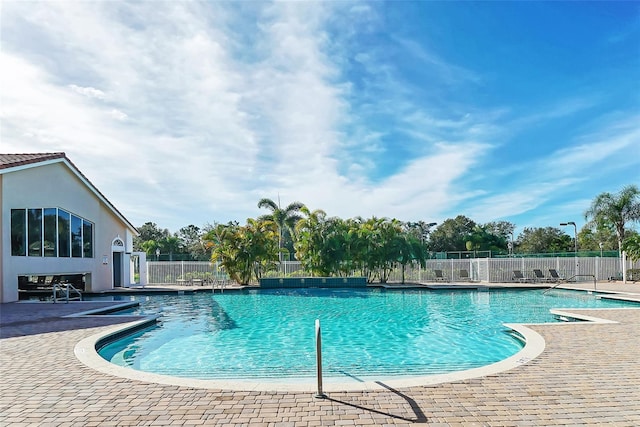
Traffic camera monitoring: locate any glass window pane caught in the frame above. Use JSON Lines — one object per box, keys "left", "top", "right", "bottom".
{"left": 83, "top": 220, "right": 93, "bottom": 258}
{"left": 44, "top": 208, "right": 57, "bottom": 257}
{"left": 11, "top": 209, "right": 26, "bottom": 256}
{"left": 58, "top": 210, "right": 70, "bottom": 257}
{"left": 71, "top": 215, "right": 83, "bottom": 257}
{"left": 28, "top": 208, "right": 42, "bottom": 257}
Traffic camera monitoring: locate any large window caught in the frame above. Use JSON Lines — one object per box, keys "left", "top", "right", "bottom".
{"left": 58, "top": 210, "right": 70, "bottom": 257}
{"left": 83, "top": 220, "right": 93, "bottom": 258}
{"left": 71, "top": 215, "right": 83, "bottom": 257}
{"left": 44, "top": 208, "right": 57, "bottom": 257}
{"left": 28, "top": 208, "right": 42, "bottom": 257}
{"left": 11, "top": 209, "right": 26, "bottom": 256}
{"left": 10, "top": 208, "right": 94, "bottom": 259}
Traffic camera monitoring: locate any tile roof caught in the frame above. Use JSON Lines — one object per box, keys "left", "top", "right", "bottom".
{"left": 0, "top": 152, "right": 137, "bottom": 234}
{"left": 0, "top": 152, "right": 66, "bottom": 169}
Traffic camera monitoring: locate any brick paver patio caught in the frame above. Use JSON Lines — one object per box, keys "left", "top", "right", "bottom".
{"left": 1, "top": 284, "right": 639, "bottom": 426}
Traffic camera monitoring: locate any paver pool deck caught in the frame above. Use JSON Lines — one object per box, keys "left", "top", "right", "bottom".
{"left": 1, "top": 282, "right": 639, "bottom": 426}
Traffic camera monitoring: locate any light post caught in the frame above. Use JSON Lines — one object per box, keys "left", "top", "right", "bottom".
{"left": 419, "top": 222, "right": 437, "bottom": 245}
{"left": 155, "top": 248, "right": 160, "bottom": 261}
{"left": 560, "top": 221, "right": 578, "bottom": 278}
{"left": 509, "top": 231, "right": 515, "bottom": 257}
{"left": 599, "top": 242, "right": 603, "bottom": 258}
{"left": 560, "top": 222, "right": 578, "bottom": 254}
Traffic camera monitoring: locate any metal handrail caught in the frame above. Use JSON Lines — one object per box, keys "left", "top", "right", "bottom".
{"left": 52, "top": 283, "right": 83, "bottom": 303}
{"left": 543, "top": 274, "right": 596, "bottom": 294}
{"left": 315, "top": 319, "right": 326, "bottom": 399}
{"left": 211, "top": 277, "right": 227, "bottom": 293}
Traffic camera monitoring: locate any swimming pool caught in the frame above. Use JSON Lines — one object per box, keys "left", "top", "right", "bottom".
{"left": 97, "top": 288, "right": 638, "bottom": 381}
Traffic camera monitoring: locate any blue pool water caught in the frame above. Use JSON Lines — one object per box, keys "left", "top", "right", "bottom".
{"left": 98, "top": 288, "right": 638, "bottom": 380}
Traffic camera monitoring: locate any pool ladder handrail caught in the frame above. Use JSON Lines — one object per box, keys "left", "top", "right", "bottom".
{"left": 52, "top": 283, "right": 82, "bottom": 303}
{"left": 543, "top": 274, "right": 596, "bottom": 294}
{"left": 211, "top": 276, "right": 227, "bottom": 293}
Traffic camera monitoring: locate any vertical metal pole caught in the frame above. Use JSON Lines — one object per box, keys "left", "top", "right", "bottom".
{"left": 315, "top": 319, "right": 326, "bottom": 398}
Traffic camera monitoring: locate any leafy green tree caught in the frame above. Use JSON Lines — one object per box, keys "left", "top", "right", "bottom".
{"left": 258, "top": 198, "right": 305, "bottom": 262}
{"left": 429, "top": 216, "right": 476, "bottom": 252}
{"left": 140, "top": 240, "right": 160, "bottom": 258}
{"left": 516, "top": 227, "right": 573, "bottom": 253}
{"left": 622, "top": 235, "right": 640, "bottom": 262}
{"left": 355, "top": 217, "right": 385, "bottom": 282}
{"left": 372, "top": 218, "right": 404, "bottom": 283}
{"left": 465, "top": 225, "right": 508, "bottom": 254}
{"left": 294, "top": 207, "right": 329, "bottom": 275}
{"left": 577, "top": 224, "right": 618, "bottom": 252}
{"left": 483, "top": 221, "right": 515, "bottom": 242}
{"left": 322, "top": 217, "right": 353, "bottom": 277}
{"left": 397, "top": 229, "right": 427, "bottom": 284}
{"left": 404, "top": 221, "right": 438, "bottom": 246}
{"left": 133, "top": 222, "right": 169, "bottom": 251}
{"left": 158, "top": 235, "right": 182, "bottom": 261}
{"left": 294, "top": 212, "right": 422, "bottom": 282}
{"left": 205, "top": 219, "right": 279, "bottom": 285}
{"left": 584, "top": 184, "right": 640, "bottom": 255}
{"left": 177, "top": 224, "right": 209, "bottom": 260}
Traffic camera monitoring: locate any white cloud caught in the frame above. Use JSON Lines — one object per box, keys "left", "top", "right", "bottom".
{"left": 109, "top": 109, "right": 128, "bottom": 121}
{"left": 456, "top": 114, "right": 640, "bottom": 227}
{"left": 69, "top": 85, "right": 106, "bottom": 100}
{"left": 392, "top": 36, "right": 482, "bottom": 86}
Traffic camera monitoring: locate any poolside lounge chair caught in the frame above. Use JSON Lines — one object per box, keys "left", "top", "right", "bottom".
{"left": 548, "top": 269, "right": 565, "bottom": 283}
{"left": 512, "top": 270, "right": 533, "bottom": 283}
{"left": 458, "top": 269, "right": 472, "bottom": 281}
{"left": 532, "top": 269, "right": 551, "bottom": 283}
{"left": 434, "top": 269, "right": 448, "bottom": 282}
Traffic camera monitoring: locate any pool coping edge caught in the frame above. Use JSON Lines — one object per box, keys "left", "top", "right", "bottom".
{"left": 74, "top": 319, "right": 551, "bottom": 393}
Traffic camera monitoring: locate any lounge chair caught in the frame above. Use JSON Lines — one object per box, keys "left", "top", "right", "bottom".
{"left": 458, "top": 269, "right": 472, "bottom": 281}
{"left": 532, "top": 269, "right": 550, "bottom": 282}
{"left": 434, "top": 269, "right": 447, "bottom": 282}
{"left": 512, "top": 270, "right": 532, "bottom": 283}
{"left": 548, "top": 269, "right": 565, "bottom": 283}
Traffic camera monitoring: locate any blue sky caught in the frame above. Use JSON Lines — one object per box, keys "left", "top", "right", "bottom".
{"left": 2, "top": 1, "right": 639, "bottom": 235}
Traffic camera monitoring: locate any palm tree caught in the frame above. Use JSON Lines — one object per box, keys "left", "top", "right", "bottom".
{"left": 140, "top": 240, "right": 160, "bottom": 259}
{"left": 294, "top": 207, "right": 327, "bottom": 276}
{"left": 159, "top": 236, "right": 182, "bottom": 261}
{"left": 258, "top": 198, "right": 305, "bottom": 262}
{"left": 584, "top": 185, "right": 640, "bottom": 256}
{"left": 206, "top": 220, "right": 279, "bottom": 285}
{"left": 622, "top": 235, "right": 640, "bottom": 262}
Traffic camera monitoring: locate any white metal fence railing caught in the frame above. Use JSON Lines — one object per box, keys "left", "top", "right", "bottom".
{"left": 147, "top": 261, "right": 225, "bottom": 284}
{"left": 146, "top": 257, "right": 640, "bottom": 285}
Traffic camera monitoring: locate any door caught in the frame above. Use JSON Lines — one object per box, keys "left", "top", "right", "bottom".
{"left": 113, "top": 252, "right": 122, "bottom": 287}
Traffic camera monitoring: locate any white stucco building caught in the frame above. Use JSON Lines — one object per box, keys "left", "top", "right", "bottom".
{"left": 1, "top": 153, "right": 145, "bottom": 303}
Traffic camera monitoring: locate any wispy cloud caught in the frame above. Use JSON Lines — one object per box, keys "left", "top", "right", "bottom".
{"left": 391, "top": 36, "right": 482, "bottom": 86}
{"left": 69, "top": 85, "right": 107, "bottom": 100}
{"left": 459, "top": 113, "right": 640, "bottom": 228}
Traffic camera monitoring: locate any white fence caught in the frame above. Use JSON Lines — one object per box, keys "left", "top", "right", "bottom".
{"left": 412, "top": 257, "right": 637, "bottom": 283}
{"left": 147, "top": 257, "right": 639, "bottom": 285}
{"left": 147, "top": 261, "right": 224, "bottom": 284}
